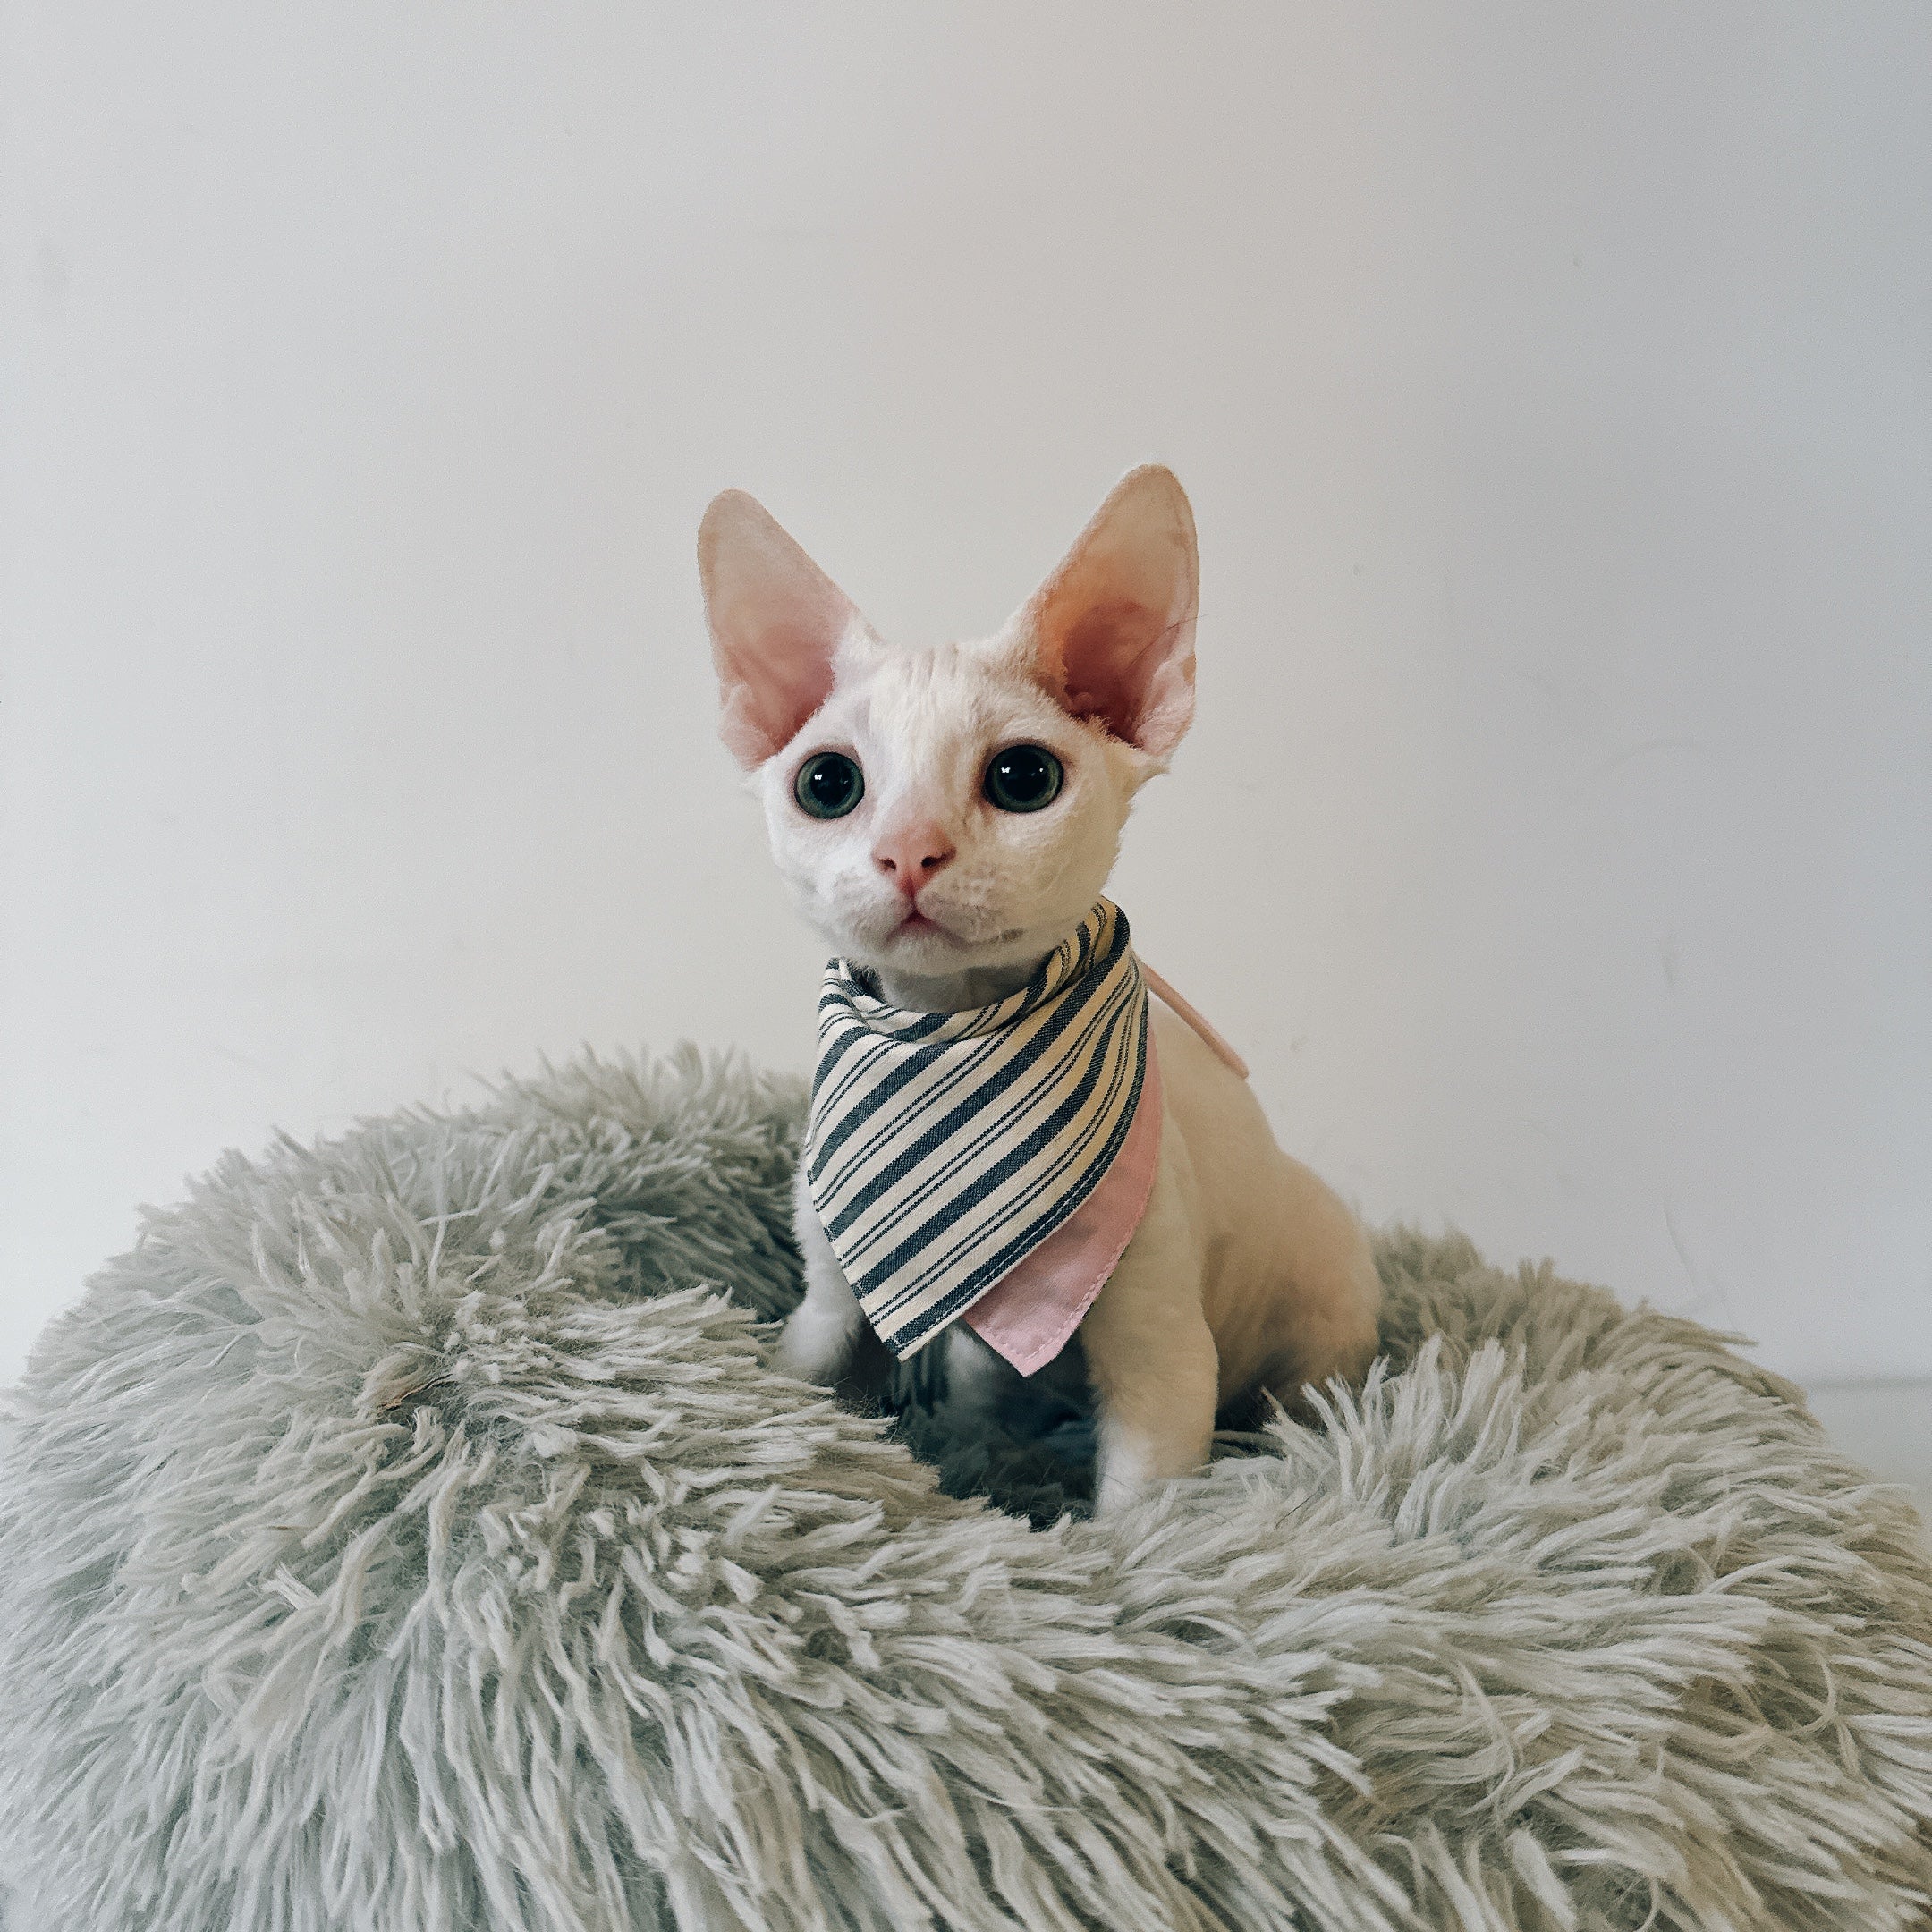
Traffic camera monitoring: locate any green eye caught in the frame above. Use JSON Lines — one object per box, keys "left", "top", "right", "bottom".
{"left": 793, "top": 751, "right": 865, "bottom": 819}
{"left": 983, "top": 743, "right": 1063, "bottom": 813}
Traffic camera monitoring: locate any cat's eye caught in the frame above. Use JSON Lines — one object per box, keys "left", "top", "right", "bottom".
{"left": 982, "top": 743, "right": 1064, "bottom": 814}
{"left": 793, "top": 750, "right": 865, "bottom": 819}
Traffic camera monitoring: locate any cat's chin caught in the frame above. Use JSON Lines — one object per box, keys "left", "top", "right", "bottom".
{"left": 888, "top": 910, "right": 1038, "bottom": 955}
{"left": 811, "top": 891, "right": 1072, "bottom": 983}
{"left": 835, "top": 917, "right": 1036, "bottom": 981}
{"left": 856, "top": 918, "right": 969, "bottom": 967}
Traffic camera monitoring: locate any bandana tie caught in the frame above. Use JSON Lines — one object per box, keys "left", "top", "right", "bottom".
{"left": 805, "top": 899, "right": 1159, "bottom": 1371}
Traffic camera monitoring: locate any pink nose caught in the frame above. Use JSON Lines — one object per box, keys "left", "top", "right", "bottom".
{"left": 872, "top": 822, "right": 956, "bottom": 894}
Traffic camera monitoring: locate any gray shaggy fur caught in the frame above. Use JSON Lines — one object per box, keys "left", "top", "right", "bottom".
{"left": 1, "top": 1047, "right": 1928, "bottom": 1932}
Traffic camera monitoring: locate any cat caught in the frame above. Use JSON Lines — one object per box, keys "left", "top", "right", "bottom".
{"left": 697, "top": 464, "right": 1382, "bottom": 1516}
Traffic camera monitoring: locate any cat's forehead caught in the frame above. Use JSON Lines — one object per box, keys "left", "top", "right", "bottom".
{"left": 832, "top": 639, "right": 1056, "bottom": 750}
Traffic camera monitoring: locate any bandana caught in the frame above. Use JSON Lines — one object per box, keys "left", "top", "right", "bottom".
{"left": 805, "top": 899, "right": 1160, "bottom": 1372}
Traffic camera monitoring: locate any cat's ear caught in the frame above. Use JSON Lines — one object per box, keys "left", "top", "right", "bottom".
{"left": 698, "top": 490, "right": 876, "bottom": 768}
{"left": 1002, "top": 464, "right": 1199, "bottom": 759}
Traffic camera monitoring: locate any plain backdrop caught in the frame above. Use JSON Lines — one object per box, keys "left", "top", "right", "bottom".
{"left": 4, "top": 4, "right": 1928, "bottom": 1387}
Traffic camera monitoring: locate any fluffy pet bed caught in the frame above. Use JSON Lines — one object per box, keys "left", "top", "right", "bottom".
{"left": 2, "top": 1051, "right": 1928, "bottom": 1932}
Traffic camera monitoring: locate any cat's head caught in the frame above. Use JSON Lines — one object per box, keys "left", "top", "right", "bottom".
{"left": 697, "top": 466, "right": 1198, "bottom": 983}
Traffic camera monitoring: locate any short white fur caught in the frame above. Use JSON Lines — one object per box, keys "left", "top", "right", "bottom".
{"left": 699, "top": 467, "right": 1382, "bottom": 1514}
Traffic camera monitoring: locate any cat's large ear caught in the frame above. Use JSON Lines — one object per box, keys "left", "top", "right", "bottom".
{"left": 1003, "top": 464, "right": 1199, "bottom": 760}
{"left": 698, "top": 490, "right": 876, "bottom": 768}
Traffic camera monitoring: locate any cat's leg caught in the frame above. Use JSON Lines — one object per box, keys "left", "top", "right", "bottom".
{"left": 938, "top": 1324, "right": 1013, "bottom": 1439}
{"left": 776, "top": 1164, "right": 872, "bottom": 1385}
{"left": 1080, "top": 1149, "right": 1218, "bottom": 1518}
{"left": 1246, "top": 1160, "right": 1384, "bottom": 1423}
{"left": 778, "top": 1241, "right": 868, "bottom": 1385}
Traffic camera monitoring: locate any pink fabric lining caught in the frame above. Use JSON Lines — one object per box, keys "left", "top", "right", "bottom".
{"left": 962, "top": 1038, "right": 1164, "bottom": 1377}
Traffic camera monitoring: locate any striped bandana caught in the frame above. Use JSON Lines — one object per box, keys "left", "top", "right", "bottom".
{"left": 805, "top": 898, "right": 1157, "bottom": 1369}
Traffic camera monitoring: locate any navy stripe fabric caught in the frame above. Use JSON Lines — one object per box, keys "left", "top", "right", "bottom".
{"left": 804, "top": 900, "right": 1149, "bottom": 1361}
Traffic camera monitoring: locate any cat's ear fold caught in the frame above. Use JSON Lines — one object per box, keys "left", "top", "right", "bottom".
{"left": 698, "top": 491, "right": 876, "bottom": 768}
{"left": 1004, "top": 464, "right": 1199, "bottom": 760}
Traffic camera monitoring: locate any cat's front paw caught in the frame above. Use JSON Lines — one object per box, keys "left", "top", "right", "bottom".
{"left": 774, "top": 1301, "right": 859, "bottom": 1386}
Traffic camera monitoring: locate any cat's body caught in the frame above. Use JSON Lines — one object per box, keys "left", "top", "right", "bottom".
{"left": 698, "top": 466, "right": 1380, "bottom": 1515}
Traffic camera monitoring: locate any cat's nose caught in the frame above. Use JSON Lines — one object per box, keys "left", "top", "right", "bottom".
{"left": 872, "top": 824, "right": 956, "bottom": 893}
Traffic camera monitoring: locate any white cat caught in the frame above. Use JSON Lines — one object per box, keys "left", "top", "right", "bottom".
{"left": 698, "top": 465, "right": 1381, "bottom": 1515}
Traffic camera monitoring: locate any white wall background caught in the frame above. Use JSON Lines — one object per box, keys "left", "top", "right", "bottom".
{"left": 4, "top": 4, "right": 1928, "bottom": 1387}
